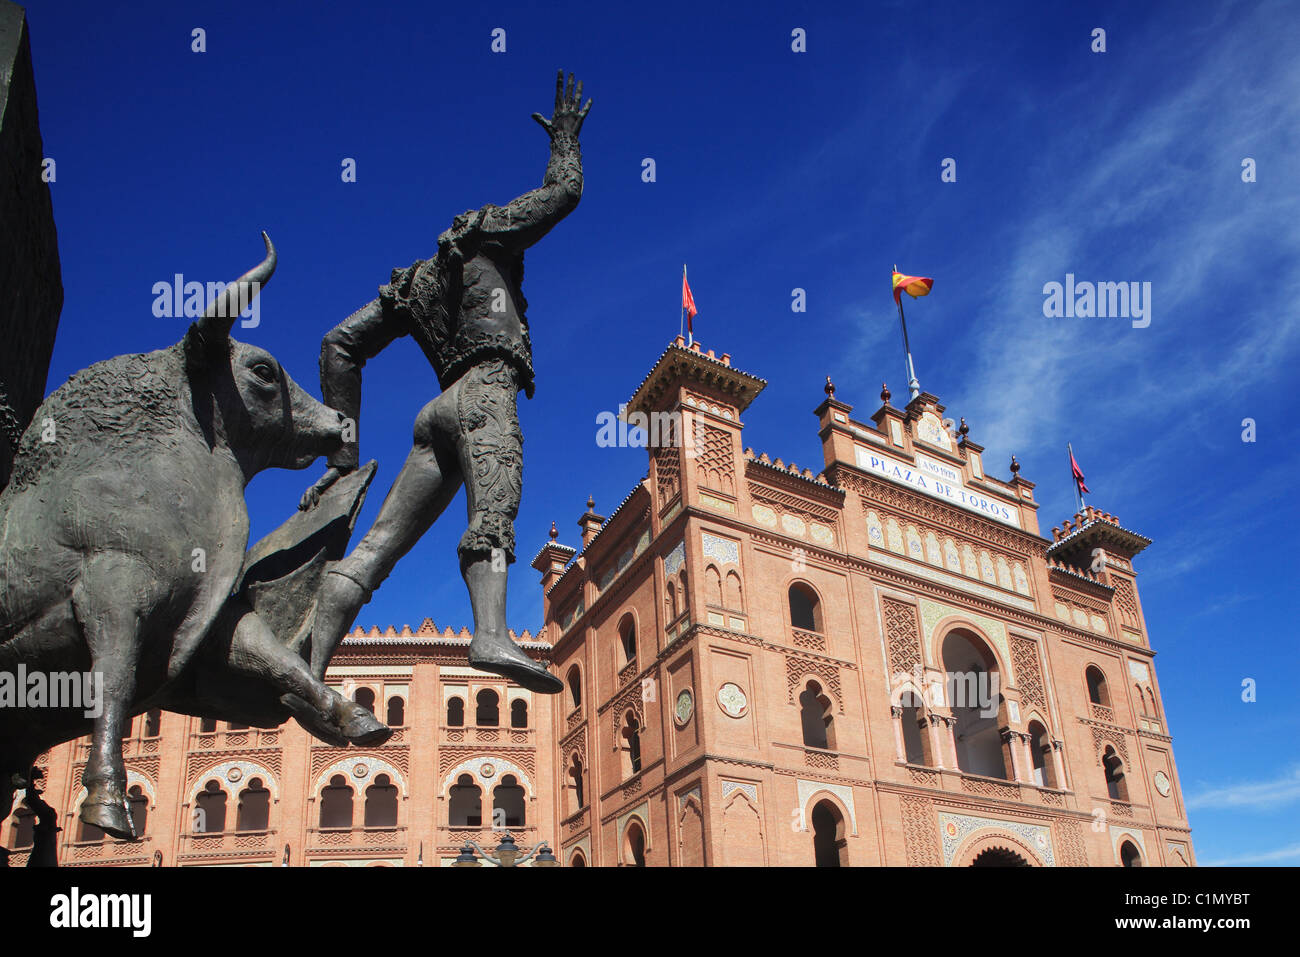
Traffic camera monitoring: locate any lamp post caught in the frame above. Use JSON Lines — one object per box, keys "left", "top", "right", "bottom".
{"left": 453, "top": 831, "right": 558, "bottom": 867}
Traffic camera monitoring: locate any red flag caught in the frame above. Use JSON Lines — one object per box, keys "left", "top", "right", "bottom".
{"left": 682, "top": 270, "right": 697, "bottom": 332}
{"left": 1069, "top": 448, "right": 1091, "bottom": 495}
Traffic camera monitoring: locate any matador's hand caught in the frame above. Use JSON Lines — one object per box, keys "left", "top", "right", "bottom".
{"left": 532, "top": 70, "right": 592, "bottom": 138}
{"left": 299, "top": 466, "right": 348, "bottom": 511}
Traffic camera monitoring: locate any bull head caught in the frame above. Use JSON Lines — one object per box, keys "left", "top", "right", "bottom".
{"left": 183, "top": 233, "right": 344, "bottom": 477}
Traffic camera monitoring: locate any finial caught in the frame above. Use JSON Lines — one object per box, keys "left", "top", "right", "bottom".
{"left": 586, "top": 495, "right": 595, "bottom": 512}
{"left": 825, "top": 375, "right": 835, "bottom": 397}
{"left": 958, "top": 417, "right": 969, "bottom": 437}
{"left": 1010, "top": 455, "right": 1020, "bottom": 474}
{"left": 548, "top": 521, "right": 558, "bottom": 541}
{"left": 880, "top": 382, "right": 891, "bottom": 404}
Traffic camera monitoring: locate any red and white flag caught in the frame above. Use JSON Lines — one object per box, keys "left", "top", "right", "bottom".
{"left": 1069, "top": 446, "right": 1091, "bottom": 495}
{"left": 682, "top": 267, "right": 697, "bottom": 334}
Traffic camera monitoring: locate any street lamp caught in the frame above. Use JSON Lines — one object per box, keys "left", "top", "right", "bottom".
{"left": 452, "top": 831, "right": 558, "bottom": 867}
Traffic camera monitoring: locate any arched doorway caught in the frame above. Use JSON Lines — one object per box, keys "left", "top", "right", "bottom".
{"left": 970, "top": 847, "right": 1030, "bottom": 866}
{"left": 810, "top": 799, "right": 848, "bottom": 867}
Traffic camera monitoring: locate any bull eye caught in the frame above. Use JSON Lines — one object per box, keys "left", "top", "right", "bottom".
{"left": 250, "top": 362, "right": 278, "bottom": 384}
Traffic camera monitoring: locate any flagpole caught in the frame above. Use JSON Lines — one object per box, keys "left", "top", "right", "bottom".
{"left": 680, "top": 264, "right": 686, "bottom": 343}
{"left": 683, "top": 264, "right": 693, "bottom": 347}
{"left": 1068, "top": 442, "right": 1085, "bottom": 512}
{"left": 894, "top": 266, "right": 921, "bottom": 401}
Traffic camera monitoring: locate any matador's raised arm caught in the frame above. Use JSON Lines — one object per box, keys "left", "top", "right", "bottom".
{"left": 447, "top": 71, "right": 593, "bottom": 254}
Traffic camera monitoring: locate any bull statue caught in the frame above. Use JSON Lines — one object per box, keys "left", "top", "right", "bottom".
{"left": 0, "top": 234, "right": 391, "bottom": 842}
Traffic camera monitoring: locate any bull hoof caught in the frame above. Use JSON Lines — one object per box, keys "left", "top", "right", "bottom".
{"left": 338, "top": 702, "right": 392, "bottom": 747}
{"left": 82, "top": 799, "right": 136, "bottom": 842}
{"left": 469, "top": 637, "right": 563, "bottom": 694}
{"left": 280, "top": 693, "right": 350, "bottom": 748}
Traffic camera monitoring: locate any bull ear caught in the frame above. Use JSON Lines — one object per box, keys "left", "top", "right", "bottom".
{"left": 185, "top": 231, "right": 277, "bottom": 357}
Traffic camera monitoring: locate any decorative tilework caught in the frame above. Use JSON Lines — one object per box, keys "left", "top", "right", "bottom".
{"left": 720, "top": 781, "right": 757, "bottom": 803}
{"left": 938, "top": 811, "right": 1054, "bottom": 866}
{"left": 664, "top": 541, "right": 686, "bottom": 577}
{"left": 701, "top": 533, "right": 740, "bottom": 566}
{"left": 796, "top": 779, "right": 858, "bottom": 835}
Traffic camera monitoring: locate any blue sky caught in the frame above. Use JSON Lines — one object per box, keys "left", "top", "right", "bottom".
{"left": 23, "top": 0, "right": 1299, "bottom": 865}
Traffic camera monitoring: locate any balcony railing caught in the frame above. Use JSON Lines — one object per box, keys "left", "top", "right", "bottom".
{"left": 441, "top": 725, "right": 533, "bottom": 745}
{"left": 790, "top": 628, "right": 826, "bottom": 652}
{"left": 180, "top": 828, "right": 276, "bottom": 854}
{"left": 307, "top": 826, "right": 407, "bottom": 850}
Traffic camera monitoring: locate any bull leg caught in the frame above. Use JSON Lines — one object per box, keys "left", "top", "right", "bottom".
{"left": 224, "top": 603, "right": 391, "bottom": 747}
{"left": 70, "top": 553, "right": 157, "bottom": 841}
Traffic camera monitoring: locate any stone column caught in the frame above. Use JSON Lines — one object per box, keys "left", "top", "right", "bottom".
{"left": 890, "top": 705, "right": 906, "bottom": 763}
{"left": 1002, "top": 729, "right": 1025, "bottom": 783}
{"left": 1051, "top": 739, "right": 1068, "bottom": 791}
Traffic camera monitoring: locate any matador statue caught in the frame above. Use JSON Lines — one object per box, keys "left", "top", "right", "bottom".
{"left": 298, "top": 71, "right": 592, "bottom": 694}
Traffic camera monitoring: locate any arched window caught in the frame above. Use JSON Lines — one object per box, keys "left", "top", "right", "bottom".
{"left": 567, "top": 667, "right": 582, "bottom": 710}
{"left": 706, "top": 565, "right": 723, "bottom": 608}
{"left": 199, "top": 717, "right": 217, "bottom": 733}
{"left": 624, "top": 820, "right": 647, "bottom": 866}
{"left": 353, "top": 687, "right": 375, "bottom": 715}
{"left": 567, "top": 755, "right": 585, "bottom": 814}
{"left": 1027, "top": 721, "right": 1057, "bottom": 788}
{"left": 1120, "top": 840, "right": 1143, "bottom": 867}
{"left": 1103, "top": 746, "right": 1128, "bottom": 801}
{"left": 386, "top": 696, "right": 405, "bottom": 727}
{"left": 799, "top": 680, "right": 835, "bottom": 751}
{"left": 620, "top": 713, "right": 643, "bottom": 778}
{"left": 447, "top": 697, "right": 465, "bottom": 727}
{"left": 811, "top": 800, "right": 847, "bottom": 867}
{"left": 943, "top": 630, "right": 1008, "bottom": 779}
{"left": 899, "top": 689, "right": 929, "bottom": 765}
{"left": 77, "top": 812, "right": 106, "bottom": 843}
{"left": 510, "top": 699, "right": 528, "bottom": 729}
{"left": 788, "top": 582, "right": 822, "bottom": 632}
{"left": 449, "top": 774, "right": 482, "bottom": 827}
{"left": 1086, "top": 666, "right": 1110, "bottom": 707}
{"left": 128, "top": 785, "right": 149, "bottom": 837}
{"left": 725, "top": 570, "right": 743, "bottom": 611}
{"left": 493, "top": 774, "right": 526, "bottom": 828}
{"left": 619, "top": 615, "right": 637, "bottom": 665}
{"left": 319, "top": 774, "right": 353, "bottom": 829}
{"left": 364, "top": 773, "right": 398, "bottom": 828}
{"left": 569, "top": 851, "right": 587, "bottom": 868}
{"left": 9, "top": 806, "right": 34, "bottom": 849}
{"left": 476, "top": 689, "right": 500, "bottom": 727}
{"left": 144, "top": 710, "right": 161, "bottom": 737}
{"left": 195, "top": 780, "right": 227, "bottom": 833}
{"left": 236, "top": 777, "right": 270, "bottom": 832}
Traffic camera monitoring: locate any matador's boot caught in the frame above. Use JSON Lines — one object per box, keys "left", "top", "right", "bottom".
{"left": 308, "top": 569, "right": 373, "bottom": 680}
{"left": 463, "top": 556, "right": 563, "bottom": 694}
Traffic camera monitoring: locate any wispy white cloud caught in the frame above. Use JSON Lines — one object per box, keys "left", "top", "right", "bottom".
{"left": 1199, "top": 842, "right": 1300, "bottom": 867}
{"left": 1187, "top": 766, "right": 1300, "bottom": 811}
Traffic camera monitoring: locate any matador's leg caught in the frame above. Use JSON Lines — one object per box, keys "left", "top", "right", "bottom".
{"left": 308, "top": 390, "right": 464, "bottom": 679}
{"left": 456, "top": 359, "right": 563, "bottom": 694}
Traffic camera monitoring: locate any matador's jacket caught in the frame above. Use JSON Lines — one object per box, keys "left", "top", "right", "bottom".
{"left": 318, "top": 129, "right": 584, "bottom": 563}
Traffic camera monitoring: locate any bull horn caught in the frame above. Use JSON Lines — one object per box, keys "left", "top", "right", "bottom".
{"left": 196, "top": 231, "right": 277, "bottom": 341}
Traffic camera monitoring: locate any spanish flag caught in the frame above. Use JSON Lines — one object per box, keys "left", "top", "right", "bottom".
{"left": 892, "top": 267, "right": 934, "bottom": 304}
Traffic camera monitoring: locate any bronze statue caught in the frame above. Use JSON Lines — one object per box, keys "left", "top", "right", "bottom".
{"left": 299, "top": 70, "right": 593, "bottom": 694}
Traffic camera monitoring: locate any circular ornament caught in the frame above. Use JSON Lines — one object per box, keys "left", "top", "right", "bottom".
{"left": 717, "top": 682, "right": 748, "bottom": 718}
{"left": 674, "top": 689, "right": 695, "bottom": 727}
{"left": 480, "top": 762, "right": 496, "bottom": 779}
{"left": 226, "top": 767, "right": 242, "bottom": 784}
{"left": 1153, "top": 770, "right": 1171, "bottom": 797}
{"left": 351, "top": 762, "right": 369, "bottom": 780}
{"left": 944, "top": 821, "right": 958, "bottom": 838}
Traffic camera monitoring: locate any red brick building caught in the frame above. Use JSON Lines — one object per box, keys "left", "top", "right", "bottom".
{"left": 3, "top": 336, "right": 1194, "bottom": 867}
{"left": 538, "top": 337, "right": 1193, "bottom": 867}
{"left": 3, "top": 626, "right": 557, "bottom": 867}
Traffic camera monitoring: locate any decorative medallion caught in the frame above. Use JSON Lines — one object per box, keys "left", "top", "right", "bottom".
{"left": 674, "top": 689, "right": 695, "bottom": 727}
{"left": 480, "top": 763, "right": 496, "bottom": 779}
{"left": 1153, "top": 770, "right": 1171, "bottom": 797}
{"left": 717, "top": 682, "right": 748, "bottom": 718}
{"left": 351, "top": 762, "right": 369, "bottom": 780}
{"left": 226, "top": 767, "right": 242, "bottom": 783}
{"left": 943, "top": 820, "right": 958, "bottom": 839}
